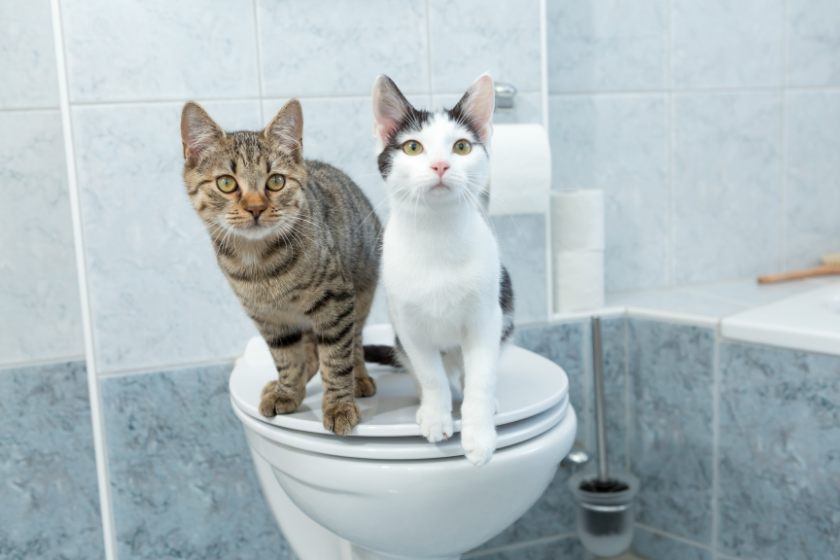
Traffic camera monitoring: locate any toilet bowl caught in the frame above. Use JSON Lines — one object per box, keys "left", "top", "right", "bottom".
{"left": 230, "top": 325, "right": 577, "bottom": 560}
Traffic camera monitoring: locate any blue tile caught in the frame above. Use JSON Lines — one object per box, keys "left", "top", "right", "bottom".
{"left": 787, "top": 0, "right": 840, "bottom": 87}
{"left": 0, "top": 0, "right": 59, "bottom": 108}
{"left": 0, "top": 361, "right": 104, "bottom": 559}
{"left": 549, "top": 94, "right": 669, "bottom": 292}
{"left": 673, "top": 92, "right": 782, "bottom": 285}
{"left": 492, "top": 213, "right": 548, "bottom": 325}
{"left": 547, "top": 0, "right": 668, "bottom": 93}
{"left": 633, "top": 527, "right": 711, "bottom": 560}
{"left": 468, "top": 536, "right": 585, "bottom": 560}
{"left": 672, "top": 0, "right": 784, "bottom": 88}
{"left": 101, "top": 364, "right": 292, "bottom": 560}
{"left": 429, "top": 0, "right": 541, "bottom": 94}
{"left": 259, "top": 0, "right": 428, "bottom": 97}
{"left": 784, "top": 91, "right": 840, "bottom": 270}
{"left": 718, "top": 343, "right": 840, "bottom": 560}
{"left": 0, "top": 110, "right": 84, "bottom": 366}
{"left": 71, "top": 101, "right": 261, "bottom": 373}
{"left": 61, "top": 0, "right": 259, "bottom": 102}
{"left": 628, "top": 319, "right": 715, "bottom": 544}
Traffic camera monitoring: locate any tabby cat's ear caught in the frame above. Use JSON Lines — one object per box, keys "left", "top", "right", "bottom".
{"left": 372, "top": 75, "right": 413, "bottom": 153}
{"left": 265, "top": 99, "right": 304, "bottom": 163}
{"left": 181, "top": 102, "right": 225, "bottom": 167}
{"left": 452, "top": 73, "right": 495, "bottom": 144}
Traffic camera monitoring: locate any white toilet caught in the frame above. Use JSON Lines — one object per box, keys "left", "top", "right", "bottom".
{"left": 230, "top": 325, "right": 577, "bottom": 560}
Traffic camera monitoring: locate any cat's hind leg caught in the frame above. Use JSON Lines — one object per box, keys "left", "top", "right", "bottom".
{"left": 351, "top": 288, "right": 377, "bottom": 398}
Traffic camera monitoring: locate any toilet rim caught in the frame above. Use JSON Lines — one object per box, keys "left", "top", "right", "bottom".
{"left": 232, "top": 394, "right": 571, "bottom": 461}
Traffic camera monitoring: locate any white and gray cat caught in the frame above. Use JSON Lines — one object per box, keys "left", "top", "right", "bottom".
{"left": 372, "top": 74, "right": 515, "bottom": 466}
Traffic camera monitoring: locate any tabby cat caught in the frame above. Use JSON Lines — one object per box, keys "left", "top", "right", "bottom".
{"left": 180, "top": 100, "right": 382, "bottom": 435}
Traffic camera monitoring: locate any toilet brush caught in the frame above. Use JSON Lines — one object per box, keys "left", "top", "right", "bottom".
{"left": 569, "top": 317, "right": 639, "bottom": 558}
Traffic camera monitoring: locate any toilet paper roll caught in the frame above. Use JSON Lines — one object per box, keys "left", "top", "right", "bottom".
{"left": 553, "top": 251, "right": 605, "bottom": 313}
{"left": 487, "top": 124, "right": 552, "bottom": 216}
{"left": 551, "top": 190, "right": 605, "bottom": 252}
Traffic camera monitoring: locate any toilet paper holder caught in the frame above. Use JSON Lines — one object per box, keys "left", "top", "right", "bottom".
{"left": 494, "top": 83, "right": 516, "bottom": 111}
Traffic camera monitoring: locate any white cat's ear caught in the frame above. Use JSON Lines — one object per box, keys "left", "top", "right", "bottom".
{"left": 453, "top": 73, "right": 495, "bottom": 144}
{"left": 181, "top": 102, "right": 225, "bottom": 167}
{"left": 372, "top": 75, "right": 412, "bottom": 153}
{"left": 265, "top": 99, "right": 304, "bottom": 163}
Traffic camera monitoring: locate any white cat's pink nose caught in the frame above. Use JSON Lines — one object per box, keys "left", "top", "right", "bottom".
{"left": 431, "top": 162, "right": 450, "bottom": 177}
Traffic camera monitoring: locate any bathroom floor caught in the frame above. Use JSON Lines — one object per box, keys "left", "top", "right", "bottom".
{"left": 602, "top": 550, "right": 650, "bottom": 560}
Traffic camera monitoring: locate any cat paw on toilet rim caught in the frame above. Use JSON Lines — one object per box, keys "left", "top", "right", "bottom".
{"left": 461, "top": 421, "right": 497, "bottom": 467}
{"left": 416, "top": 404, "right": 453, "bottom": 442}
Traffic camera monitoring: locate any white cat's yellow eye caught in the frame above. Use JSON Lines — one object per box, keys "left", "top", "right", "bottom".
{"left": 403, "top": 140, "right": 423, "bottom": 155}
{"left": 266, "top": 174, "right": 286, "bottom": 191}
{"left": 216, "top": 175, "right": 238, "bottom": 193}
{"left": 453, "top": 139, "right": 472, "bottom": 155}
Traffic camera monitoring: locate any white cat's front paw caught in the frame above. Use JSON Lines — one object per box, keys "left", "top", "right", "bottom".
{"left": 461, "top": 421, "right": 497, "bottom": 467}
{"left": 416, "top": 405, "right": 453, "bottom": 442}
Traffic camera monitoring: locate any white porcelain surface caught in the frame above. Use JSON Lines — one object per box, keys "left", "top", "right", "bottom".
{"left": 546, "top": 0, "right": 667, "bottom": 93}
{"left": 60, "top": 0, "right": 258, "bottom": 102}
{"left": 550, "top": 94, "right": 669, "bottom": 292}
{"left": 0, "top": 111, "right": 84, "bottom": 365}
{"left": 0, "top": 0, "right": 59, "bottom": 109}
{"left": 672, "top": 91, "right": 782, "bottom": 285}
{"left": 428, "top": 0, "right": 541, "bottom": 93}
{"left": 243, "top": 405, "right": 577, "bottom": 559}
{"left": 71, "top": 101, "right": 261, "bottom": 373}
{"left": 258, "top": 0, "right": 428, "bottom": 97}
{"left": 721, "top": 282, "right": 840, "bottom": 356}
{"left": 784, "top": 91, "right": 840, "bottom": 270}
{"left": 231, "top": 333, "right": 569, "bottom": 438}
{"left": 607, "top": 289, "right": 748, "bottom": 320}
{"left": 672, "top": 0, "right": 783, "bottom": 88}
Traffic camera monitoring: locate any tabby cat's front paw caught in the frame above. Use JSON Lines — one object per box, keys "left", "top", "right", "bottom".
{"left": 461, "top": 421, "right": 497, "bottom": 467}
{"left": 323, "top": 401, "right": 361, "bottom": 436}
{"left": 354, "top": 375, "right": 377, "bottom": 398}
{"left": 416, "top": 405, "right": 453, "bottom": 442}
{"left": 259, "top": 381, "right": 302, "bottom": 417}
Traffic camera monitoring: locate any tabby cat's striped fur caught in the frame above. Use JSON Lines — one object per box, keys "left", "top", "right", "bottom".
{"left": 180, "top": 100, "right": 382, "bottom": 435}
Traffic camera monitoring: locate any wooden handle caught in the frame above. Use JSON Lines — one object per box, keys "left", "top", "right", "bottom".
{"left": 758, "top": 265, "right": 840, "bottom": 284}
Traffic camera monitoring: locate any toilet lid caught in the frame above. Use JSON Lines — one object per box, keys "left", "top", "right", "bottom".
{"left": 229, "top": 324, "right": 570, "bottom": 439}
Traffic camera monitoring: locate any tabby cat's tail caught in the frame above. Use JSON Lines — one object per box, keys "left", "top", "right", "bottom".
{"left": 363, "top": 345, "right": 401, "bottom": 367}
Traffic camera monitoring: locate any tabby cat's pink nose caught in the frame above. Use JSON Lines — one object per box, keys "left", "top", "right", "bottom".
{"left": 431, "top": 162, "right": 449, "bottom": 177}
{"left": 247, "top": 205, "right": 266, "bottom": 219}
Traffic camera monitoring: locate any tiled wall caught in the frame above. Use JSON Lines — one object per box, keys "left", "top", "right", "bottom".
{"left": 547, "top": 0, "right": 840, "bottom": 293}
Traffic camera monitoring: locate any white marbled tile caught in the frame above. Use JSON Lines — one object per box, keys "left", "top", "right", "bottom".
{"left": 546, "top": 0, "right": 668, "bottom": 93}
{"left": 491, "top": 213, "right": 548, "bottom": 324}
{"left": 432, "top": 91, "right": 543, "bottom": 126}
{"left": 607, "top": 288, "right": 748, "bottom": 318}
{"left": 258, "top": 0, "right": 428, "bottom": 98}
{"left": 60, "top": 0, "right": 259, "bottom": 103}
{"left": 0, "top": 0, "right": 59, "bottom": 109}
{"left": 0, "top": 110, "right": 84, "bottom": 366}
{"left": 683, "top": 277, "right": 835, "bottom": 307}
{"left": 787, "top": 0, "right": 840, "bottom": 87}
{"left": 784, "top": 91, "right": 840, "bottom": 270}
{"left": 71, "top": 101, "right": 262, "bottom": 373}
{"left": 672, "top": 0, "right": 784, "bottom": 88}
{"left": 550, "top": 94, "right": 669, "bottom": 292}
{"left": 428, "top": 0, "right": 541, "bottom": 94}
{"left": 673, "top": 91, "right": 782, "bottom": 285}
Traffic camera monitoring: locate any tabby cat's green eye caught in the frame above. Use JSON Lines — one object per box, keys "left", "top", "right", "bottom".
{"left": 216, "top": 175, "right": 238, "bottom": 193}
{"left": 453, "top": 139, "right": 472, "bottom": 155}
{"left": 266, "top": 174, "right": 286, "bottom": 191}
{"left": 403, "top": 140, "right": 423, "bottom": 155}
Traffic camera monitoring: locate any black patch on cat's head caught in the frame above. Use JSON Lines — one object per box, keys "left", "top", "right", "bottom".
{"left": 377, "top": 104, "right": 432, "bottom": 180}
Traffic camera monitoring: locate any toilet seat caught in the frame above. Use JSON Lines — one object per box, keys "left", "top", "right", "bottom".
{"left": 229, "top": 325, "right": 571, "bottom": 460}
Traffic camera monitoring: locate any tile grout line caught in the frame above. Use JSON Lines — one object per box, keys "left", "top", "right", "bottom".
{"left": 779, "top": 0, "right": 788, "bottom": 271}
{"left": 0, "top": 105, "right": 61, "bottom": 112}
{"left": 251, "top": 0, "right": 265, "bottom": 123}
{"left": 49, "top": 2, "right": 117, "bottom": 559}
{"left": 539, "top": 0, "right": 553, "bottom": 322}
{"left": 636, "top": 523, "right": 717, "bottom": 555}
{"left": 547, "top": 84, "right": 840, "bottom": 97}
{"left": 97, "top": 356, "right": 238, "bottom": 379}
{"left": 667, "top": 0, "right": 675, "bottom": 289}
{"left": 624, "top": 314, "right": 631, "bottom": 471}
{"left": 711, "top": 336, "right": 721, "bottom": 554}
{"left": 0, "top": 355, "right": 87, "bottom": 371}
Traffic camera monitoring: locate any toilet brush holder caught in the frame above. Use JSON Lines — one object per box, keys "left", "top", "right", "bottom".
{"left": 569, "top": 470, "right": 639, "bottom": 557}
